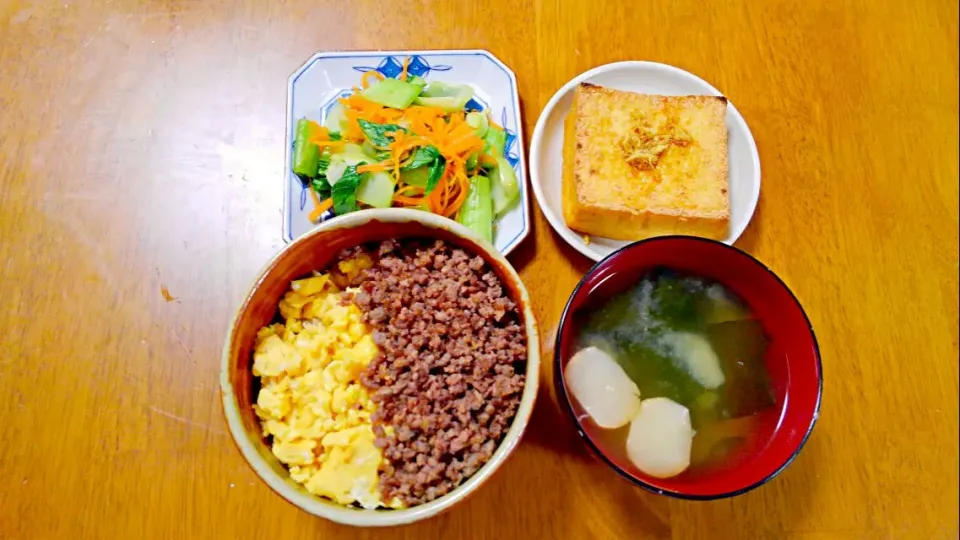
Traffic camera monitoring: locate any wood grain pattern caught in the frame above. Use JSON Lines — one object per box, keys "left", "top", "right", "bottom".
{"left": 0, "top": 0, "right": 957, "bottom": 538}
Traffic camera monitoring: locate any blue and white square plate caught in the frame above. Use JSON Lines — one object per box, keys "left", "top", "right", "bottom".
{"left": 284, "top": 49, "right": 530, "bottom": 255}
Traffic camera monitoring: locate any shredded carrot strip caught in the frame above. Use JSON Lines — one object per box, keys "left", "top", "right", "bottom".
{"left": 370, "top": 108, "right": 404, "bottom": 124}
{"left": 395, "top": 185, "right": 424, "bottom": 197}
{"left": 308, "top": 138, "right": 346, "bottom": 149}
{"left": 398, "top": 155, "right": 420, "bottom": 169}
{"left": 357, "top": 162, "right": 391, "bottom": 173}
{"left": 340, "top": 109, "right": 365, "bottom": 141}
{"left": 438, "top": 180, "right": 449, "bottom": 213}
{"left": 393, "top": 194, "right": 425, "bottom": 206}
{"left": 340, "top": 93, "right": 382, "bottom": 112}
{"left": 432, "top": 117, "right": 447, "bottom": 137}
{"left": 478, "top": 153, "right": 499, "bottom": 167}
{"left": 434, "top": 175, "right": 453, "bottom": 213}
{"left": 447, "top": 161, "right": 474, "bottom": 217}
{"left": 443, "top": 185, "right": 455, "bottom": 208}
{"left": 361, "top": 70, "right": 385, "bottom": 89}
{"left": 445, "top": 174, "right": 469, "bottom": 217}
{"left": 304, "top": 126, "right": 342, "bottom": 147}
{"left": 308, "top": 192, "right": 333, "bottom": 222}
{"left": 392, "top": 132, "right": 431, "bottom": 148}
{"left": 400, "top": 141, "right": 427, "bottom": 167}
{"left": 423, "top": 180, "right": 438, "bottom": 213}
{"left": 440, "top": 165, "right": 460, "bottom": 216}
{"left": 447, "top": 119, "right": 473, "bottom": 138}
{"left": 400, "top": 57, "right": 410, "bottom": 81}
{"left": 446, "top": 121, "right": 477, "bottom": 140}
{"left": 445, "top": 135, "right": 483, "bottom": 156}
{"left": 405, "top": 105, "right": 447, "bottom": 121}
{"left": 404, "top": 105, "right": 447, "bottom": 137}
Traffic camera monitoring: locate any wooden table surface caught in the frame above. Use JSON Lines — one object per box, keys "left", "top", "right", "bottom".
{"left": 1, "top": 1, "right": 958, "bottom": 538}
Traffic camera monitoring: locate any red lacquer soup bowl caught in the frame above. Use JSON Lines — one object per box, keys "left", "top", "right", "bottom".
{"left": 554, "top": 236, "right": 822, "bottom": 500}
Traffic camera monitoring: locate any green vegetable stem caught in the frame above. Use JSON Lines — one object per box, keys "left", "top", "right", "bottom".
{"left": 457, "top": 175, "right": 493, "bottom": 243}
{"left": 425, "top": 156, "right": 446, "bottom": 195}
{"left": 293, "top": 118, "right": 323, "bottom": 177}
{"left": 360, "top": 78, "right": 423, "bottom": 109}
{"left": 483, "top": 125, "right": 507, "bottom": 157}
{"left": 331, "top": 164, "right": 365, "bottom": 215}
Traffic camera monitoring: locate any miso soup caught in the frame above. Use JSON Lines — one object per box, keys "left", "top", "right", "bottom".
{"left": 563, "top": 268, "right": 778, "bottom": 479}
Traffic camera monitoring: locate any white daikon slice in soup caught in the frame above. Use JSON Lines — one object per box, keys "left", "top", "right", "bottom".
{"left": 565, "top": 346, "right": 641, "bottom": 429}
{"left": 626, "top": 397, "right": 694, "bottom": 478}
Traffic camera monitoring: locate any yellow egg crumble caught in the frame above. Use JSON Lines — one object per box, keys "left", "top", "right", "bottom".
{"left": 252, "top": 268, "right": 402, "bottom": 509}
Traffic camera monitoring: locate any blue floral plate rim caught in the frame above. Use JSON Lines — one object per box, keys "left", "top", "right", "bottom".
{"left": 282, "top": 49, "right": 530, "bottom": 256}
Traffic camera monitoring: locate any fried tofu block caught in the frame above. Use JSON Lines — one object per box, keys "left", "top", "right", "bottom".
{"left": 562, "top": 83, "right": 730, "bottom": 241}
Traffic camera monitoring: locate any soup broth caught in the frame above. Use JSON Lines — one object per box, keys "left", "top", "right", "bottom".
{"left": 567, "top": 268, "right": 779, "bottom": 478}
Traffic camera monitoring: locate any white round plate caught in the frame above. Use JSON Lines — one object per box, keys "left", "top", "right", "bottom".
{"left": 529, "top": 61, "right": 761, "bottom": 262}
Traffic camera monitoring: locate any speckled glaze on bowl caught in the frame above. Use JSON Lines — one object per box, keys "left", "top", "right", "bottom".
{"left": 220, "top": 208, "right": 540, "bottom": 527}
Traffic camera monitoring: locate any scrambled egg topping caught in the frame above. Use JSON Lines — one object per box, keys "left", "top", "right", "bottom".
{"left": 252, "top": 267, "right": 402, "bottom": 509}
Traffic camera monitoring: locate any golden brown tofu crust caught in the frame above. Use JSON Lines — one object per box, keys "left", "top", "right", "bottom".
{"left": 562, "top": 83, "right": 730, "bottom": 241}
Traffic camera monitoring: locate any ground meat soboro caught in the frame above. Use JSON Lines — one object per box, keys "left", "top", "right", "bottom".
{"left": 338, "top": 239, "right": 527, "bottom": 506}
